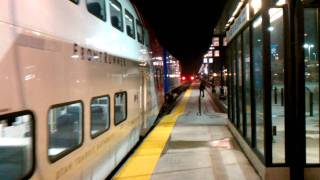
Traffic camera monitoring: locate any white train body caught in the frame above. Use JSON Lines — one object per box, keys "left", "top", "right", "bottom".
{"left": 0, "top": 0, "right": 164, "bottom": 179}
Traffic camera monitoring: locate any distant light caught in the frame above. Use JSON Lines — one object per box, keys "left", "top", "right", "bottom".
{"left": 182, "top": 76, "right": 186, "bottom": 81}
{"left": 304, "top": 44, "right": 314, "bottom": 48}
{"left": 190, "top": 76, "right": 194, "bottom": 80}
{"left": 213, "top": 73, "right": 218, "bottom": 77}
{"left": 71, "top": 55, "right": 79, "bottom": 59}
{"left": 268, "top": 26, "right": 274, "bottom": 31}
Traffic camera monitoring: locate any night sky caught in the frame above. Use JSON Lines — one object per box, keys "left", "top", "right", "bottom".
{"left": 132, "top": 0, "right": 226, "bottom": 74}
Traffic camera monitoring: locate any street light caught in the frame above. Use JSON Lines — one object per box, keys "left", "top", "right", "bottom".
{"left": 313, "top": 53, "right": 317, "bottom": 61}
{"left": 303, "top": 43, "right": 314, "bottom": 61}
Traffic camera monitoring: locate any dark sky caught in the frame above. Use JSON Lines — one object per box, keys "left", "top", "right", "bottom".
{"left": 132, "top": 0, "right": 226, "bottom": 74}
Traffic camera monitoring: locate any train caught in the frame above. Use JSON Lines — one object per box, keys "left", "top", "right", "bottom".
{"left": 0, "top": 0, "right": 183, "bottom": 179}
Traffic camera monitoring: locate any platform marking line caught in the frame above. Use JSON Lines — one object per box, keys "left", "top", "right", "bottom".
{"left": 114, "top": 89, "right": 192, "bottom": 180}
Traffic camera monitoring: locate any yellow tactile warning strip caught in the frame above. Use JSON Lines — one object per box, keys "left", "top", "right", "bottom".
{"left": 114, "top": 89, "right": 192, "bottom": 180}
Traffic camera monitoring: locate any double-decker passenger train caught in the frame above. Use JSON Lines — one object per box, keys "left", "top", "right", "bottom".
{"left": 0, "top": 0, "right": 182, "bottom": 179}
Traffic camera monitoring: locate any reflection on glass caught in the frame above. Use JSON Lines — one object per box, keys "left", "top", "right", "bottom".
{"left": 125, "top": 10, "right": 135, "bottom": 39}
{"left": 237, "top": 36, "right": 243, "bottom": 133}
{"left": 304, "top": 8, "right": 319, "bottom": 164}
{"left": 228, "top": 47, "right": 233, "bottom": 120}
{"left": 144, "top": 28, "right": 150, "bottom": 47}
{"left": 251, "top": 0, "right": 262, "bottom": 14}
{"left": 232, "top": 42, "right": 238, "bottom": 125}
{"left": 110, "top": 0, "right": 123, "bottom": 31}
{"left": 0, "top": 114, "right": 33, "bottom": 179}
{"left": 136, "top": 20, "right": 144, "bottom": 44}
{"left": 86, "top": 0, "right": 107, "bottom": 21}
{"left": 243, "top": 27, "right": 252, "bottom": 143}
{"left": 115, "top": 92, "right": 127, "bottom": 124}
{"left": 252, "top": 16, "right": 264, "bottom": 156}
{"left": 270, "top": 8, "right": 285, "bottom": 163}
{"left": 48, "top": 103, "right": 82, "bottom": 161}
{"left": 91, "top": 96, "right": 110, "bottom": 137}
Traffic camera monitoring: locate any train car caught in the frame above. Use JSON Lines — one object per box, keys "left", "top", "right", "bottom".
{"left": 0, "top": 0, "right": 182, "bottom": 179}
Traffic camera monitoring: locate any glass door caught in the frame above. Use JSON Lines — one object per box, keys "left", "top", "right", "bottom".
{"left": 304, "top": 7, "right": 319, "bottom": 164}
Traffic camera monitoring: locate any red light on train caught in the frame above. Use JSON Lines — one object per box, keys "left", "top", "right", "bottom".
{"left": 190, "top": 76, "right": 195, "bottom": 80}
{"left": 182, "top": 76, "right": 186, "bottom": 80}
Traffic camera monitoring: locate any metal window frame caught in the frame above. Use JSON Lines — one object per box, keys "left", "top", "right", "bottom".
{"left": 47, "top": 100, "right": 84, "bottom": 163}
{"left": 235, "top": 36, "right": 241, "bottom": 130}
{"left": 303, "top": 5, "right": 320, "bottom": 167}
{"left": 268, "top": 6, "right": 288, "bottom": 166}
{"left": 90, "top": 94, "right": 111, "bottom": 139}
{"left": 114, "top": 91, "right": 128, "bottom": 126}
{"left": 109, "top": 0, "right": 124, "bottom": 32}
{"left": 0, "top": 110, "right": 36, "bottom": 179}
{"left": 69, "top": 0, "right": 79, "bottom": 5}
{"left": 124, "top": 9, "right": 136, "bottom": 39}
{"left": 136, "top": 20, "right": 144, "bottom": 44}
{"left": 86, "top": 0, "right": 107, "bottom": 22}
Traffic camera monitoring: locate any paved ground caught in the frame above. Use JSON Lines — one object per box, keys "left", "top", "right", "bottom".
{"left": 151, "top": 84, "right": 260, "bottom": 180}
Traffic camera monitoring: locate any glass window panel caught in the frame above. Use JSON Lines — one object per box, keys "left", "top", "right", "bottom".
{"left": 304, "top": 8, "right": 319, "bottom": 164}
{"left": 48, "top": 102, "right": 83, "bottom": 162}
{"left": 0, "top": 113, "right": 33, "bottom": 179}
{"left": 115, "top": 92, "right": 127, "bottom": 125}
{"left": 243, "top": 27, "right": 252, "bottom": 143}
{"left": 227, "top": 47, "right": 233, "bottom": 120}
{"left": 144, "top": 28, "right": 150, "bottom": 47}
{"left": 136, "top": 20, "right": 144, "bottom": 44}
{"left": 110, "top": 0, "right": 123, "bottom": 31}
{"left": 86, "top": 0, "right": 107, "bottom": 21}
{"left": 213, "top": 37, "right": 220, "bottom": 47}
{"left": 232, "top": 41, "right": 237, "bottom": 124}
{"left": 91, "top": 96, "right": 110, "bottom": 137}
{"left": 237, "top": 36, "right": 243, "bottom": 133}
{"left": 69, "top": 0, "right": 79, "bottom": 4}
{"left": 270, "top": 8, "right": 285, "bottom": 163}
{"left": 252, "top": 16, "right": 264, "bottom": 156}
{"left": 214, "top": 50, "right": 220, "bottom": 57}
{"left": 125, "top": 10, "right": 135, "bottom": 39}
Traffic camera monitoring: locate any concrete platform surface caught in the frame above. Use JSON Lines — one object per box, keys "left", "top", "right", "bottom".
{"left": 115, "top": 84, "right": 261, "bottom": 180}
{"left": 151, "top": 85, "right": 261, "bottom": 180}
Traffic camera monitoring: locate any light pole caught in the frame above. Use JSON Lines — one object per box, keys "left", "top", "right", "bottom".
{"left": 303, "top": 43, "right": 314, "bottom": 61}
{"left": 313, "top": 52, "right": 317, "bottom": 61}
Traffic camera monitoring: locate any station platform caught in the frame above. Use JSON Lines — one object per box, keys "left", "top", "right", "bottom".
{"left": 114, "top": 84, "right": 260, "bottom": 180}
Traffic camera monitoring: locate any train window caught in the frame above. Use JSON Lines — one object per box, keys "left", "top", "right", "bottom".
{"left": 114, "top": 92, "right": 127, "bottom": 125}
{"left": 91, "top": 95, "right": 110, "bottom": 138}
{"left": 109, "top": 0, "right": 123, "bottom": 31}
{"left": 136, "top": 20, "right": 144, "bottom": 44}
{"left": 86, "top": 0, "right": 107, "bottom": 21}
{"left": 125, "top": 10, "right": 135, "bottom": 39}
{"left": 48, "top": 102, "right": 83, "bottom": 162}
{"left": 69, "top": 0, "right": 79, "bottom": 4}
{"left": 0, "top": 111, "right": 34, "bottom": 179}
{"left": 144, "top": 28, "right": 150, "bottom": 47}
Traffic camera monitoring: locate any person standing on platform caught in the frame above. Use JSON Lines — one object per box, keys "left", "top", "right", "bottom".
{"left": 200, "top": 80, "right": 205, "bottom": 97}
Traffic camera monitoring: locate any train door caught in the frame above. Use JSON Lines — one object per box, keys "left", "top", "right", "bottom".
{"left": 139, "top": 69, "right": 148, "bottom": 135}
